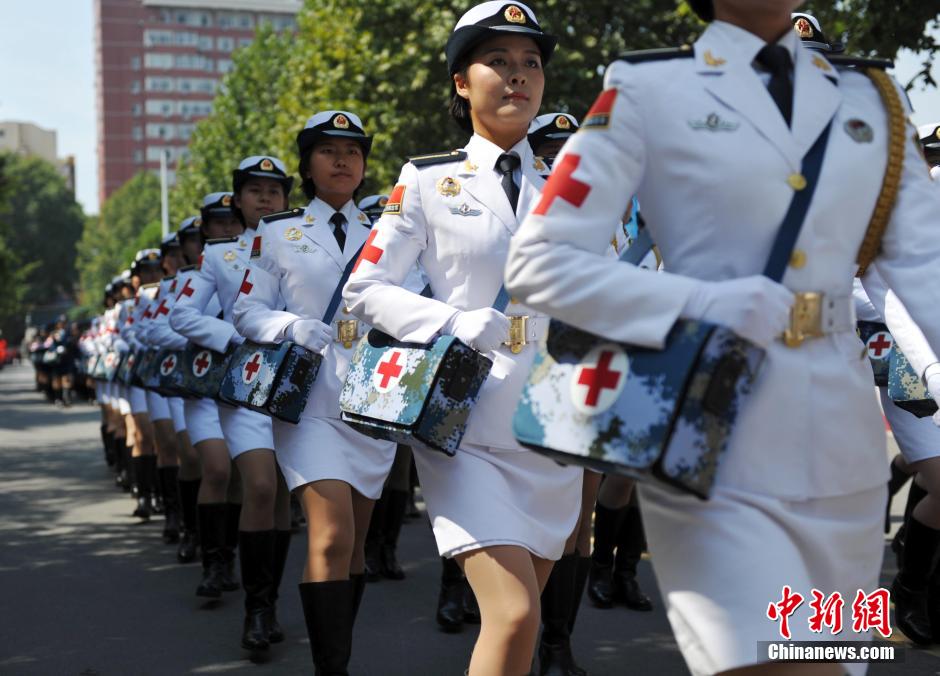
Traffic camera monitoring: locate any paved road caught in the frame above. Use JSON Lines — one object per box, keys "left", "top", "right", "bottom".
{"left": 0, "top": 362, "right": 937, "bottom": 675}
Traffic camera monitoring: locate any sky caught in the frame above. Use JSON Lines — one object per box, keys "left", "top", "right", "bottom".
{"left": 0, "top": 2, "right": 937, "bottom": 216}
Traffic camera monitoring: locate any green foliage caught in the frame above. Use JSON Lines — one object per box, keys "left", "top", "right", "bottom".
{"left": 75, "top": 171, "right": 161, "bottom": 312}
{"left": 0, "top": 152, "right": 84, "bottom": 341}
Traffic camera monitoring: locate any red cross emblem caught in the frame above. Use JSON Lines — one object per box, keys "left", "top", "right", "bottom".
{"left": 160, "top": 354, "right": 177, "bottom": 376}
{"left": 242, "top": 351, "right": 264, "bottom": 385}
{"left": 176, "top": 279, "right": 195, "bottom": 301}
{"left": 353, "top": 229, "right": 384, "bottom": 273}
{"left": 533, "top": 153, "right": 591, "bottom": 216}
{"left": 155, "top": 299, "right": 170, "bottom": 317}
{"left": 373, "top": 349, "right": 405, "bottom": 393}
{"left": 192, "top": 350, "right": 211, "bottom": 377}
{"left": 866, "top": 331, "right": 893, "bottom": 360}
{"left": 143, "top": 308, "right": 153, "bottom": 319}
{"left": 238, "top": 269, "right": 253, "bottom": 296}
{"left": 105, "top": 353, "right": 116, "bottom": 368}
{"left": 570, "top": 344, "right": 628, "bottom": 415}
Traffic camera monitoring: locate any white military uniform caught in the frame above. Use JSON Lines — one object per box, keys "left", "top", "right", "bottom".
{"left": 233, "top": 198, "right": 395, "bottom": 497}
{"left": 343, "top": 134, "right": 583, "bottom": 560}
{"left": 117, "top": 293, "right": 152, "bottom": 415}
{"left": 138, "top": 275, "right": 186, "bottom": 430}
{"left": 855, "top": 273, "right": 940, "bottom": 464}
{"left": 505, "top": 21, "right": 940, "bottom": 675}
{"left": 159, "top": 264, "right": 225, "bottom": 445}
{"left": 171, "top": 230, "right": 274, "bottom": 457}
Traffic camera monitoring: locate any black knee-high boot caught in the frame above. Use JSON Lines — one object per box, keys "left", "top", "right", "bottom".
{"left": 892, "top": 517, "right": 940, "bottom": 645}
{"left": 266, "top": 530, "right": 291, "bottom": 643}
{"left": 177, "top": 478, "right": 201, "bottom": 563}
{"left": 381, "top": 490, "right": 408, "bottom": 580}
{"left": 895, "top": 482, "right": 928, "bottom": 567}
{"left": 364, "top": 488, "right": 388, "bottom": 582}
{"left": 221, "top": 503, "right": 241, "bottom": 591}
{"left": 159, "top": 466, "right": 181, "bottom": 544}
{"left": 538, "top": 554, "right": 586, "bottom": 676}
{"left": 196, "top": 503, "right": 228, "bottom": 598}
{"left": 886, "top": 456, "right": 912, "bottom": 532}
{"left": 569, "top": 556, "right": 591, "bottom": 634}
{"left": 588, "top": 502, "right": 625, "bottom": 608}
{"left": 132, "top": 456, "right": 153, "bottom": 520}
{"left": 299, "top": 580, "right": 355, "bottom": 675}
{"left": 239, "top": 530, "right": 276, "bottom": 651}
{"left": 149, "top": 456, "right": 163, "bottom": 515}
{"left": 437, "top": 557, "right": 464, "bottom": 632}
{"left": 101, "top": 424, "right": 115, "bottom": 467}
{"left": 613, "top": 501, "right": 652, "bottom": 611}
{"left": 116, "top": 440, "right": 131, "bottom": 490}
{"left": 351, "top": 573, "right": 366, "bottom": 621}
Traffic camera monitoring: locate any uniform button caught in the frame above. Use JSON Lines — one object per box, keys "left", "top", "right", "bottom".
{"left": 789, "top": 249, "right": 807, "bottom": 269}
{"left": 510, "top": 297, "right": 519, "bottom": 305}
{"left": 343, "top": 306, "right": 350, "bottom": 314}
{"left": 788, "top": 173, "right": 807, "bottom": 191}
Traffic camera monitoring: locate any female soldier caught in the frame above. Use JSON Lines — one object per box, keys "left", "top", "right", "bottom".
{"left": 233, "top": 112, "right": 394, "bottom": 672}
{"left": 171, "top": 160, "right": 294, "bottom": 652}
{"left": 342, "top": 5, "right": 583, "bottom": 674}
{"left": 506, "top": 0, "right": 940, "bottom": 674}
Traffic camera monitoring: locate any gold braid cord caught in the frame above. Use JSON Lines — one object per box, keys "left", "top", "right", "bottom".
{"left": 855, "top": 68, "right": 906, "bottom": 277}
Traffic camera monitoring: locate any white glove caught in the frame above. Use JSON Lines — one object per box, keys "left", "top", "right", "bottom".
{"left": 923, "top": 363, "right": 940, "bottom": 427}
{"left": 288, "top": 319, "right": 332, "bottom": 353}
{"left": 441, "top": 308, "right": 510, "bottom": 353}
{"left": 680, "top": 276, "right": 794, "bottom": 349}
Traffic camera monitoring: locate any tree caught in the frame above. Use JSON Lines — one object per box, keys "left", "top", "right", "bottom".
{"left": 0, "top": 152, "right": 84, "bottom": 340}
{"left": 75, "top": 171, "right": 161, "bottom": 312}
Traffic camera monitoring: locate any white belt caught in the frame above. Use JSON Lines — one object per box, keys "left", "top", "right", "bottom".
{"left": 503, "top": 315, "right": 550, "bottom": 354}
{"left": 782, "top": 292, "right": 855, "bottom": 348}
{"left": 332, "top": 318, "right": 366, "bottom": 348}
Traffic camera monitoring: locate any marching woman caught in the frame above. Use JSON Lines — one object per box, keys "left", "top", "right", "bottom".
{"left": 506, "top": 0, "right": 940, "bottom": 674}
{"left": 171, "top": 161, "right": 294, "bottom": 652}
{"left": 233, "top": 112, "right": 395, "bottom": 673}
{"left": 343, "top": 5, "right": 584, "bottom": 674}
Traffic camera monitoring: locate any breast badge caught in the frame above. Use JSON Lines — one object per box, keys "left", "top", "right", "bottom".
{"left": 437, "top": 177, "right": 461, "bottom": 197}
{"left": 689, "top": 113, "right": 739, "bottom": 132}
{"left": 844, "top": 119, "right": 874, "bottom": 144}
{"left": 223, "top": 251, "right": 236, "bottom": 262}
{"left": 449, "top": 203, "right": 482, "bottom": 217}
{"left": 285, "top": 227, "right": 303, "bottom": 241}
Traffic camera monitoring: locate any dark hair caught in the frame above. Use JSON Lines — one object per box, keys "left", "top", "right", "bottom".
{"left": 449, "top": 60, "right": 474, "bottom": 134}
{"left": 298, "top": 143, "right": 366, "bottom": 202}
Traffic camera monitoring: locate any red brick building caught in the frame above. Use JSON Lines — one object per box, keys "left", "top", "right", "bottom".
{"left": 94, "top": 0, "right": 300, "bottom": 205}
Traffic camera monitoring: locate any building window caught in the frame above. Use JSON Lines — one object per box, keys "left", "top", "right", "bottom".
{"left": 145, "top": 52, "right": 174, "bottom": 69}
{"left": 134, "top": 149, "right": 144, "bottom": 164}
{"left": 130, "top": 80, "right": 141, "bottom": 93}
{"left": 238, "top": 37, "right": 253, "bottom": 48}
{"left": 217, "top": 36, "right": 235, "bottom": 52}
{"left": 130, "top": 56, "right": 141, "bottom": 70}
{"left": 132, "top": 103, "right": 142, "bottom": 117}
{"left": 132, "top": 126, "right": 143, "bottom": 141}
{"left": 217, "top": 59, "right": 233, "bottom": 74}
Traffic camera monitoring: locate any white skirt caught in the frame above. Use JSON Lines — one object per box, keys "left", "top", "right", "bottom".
{"left": 880, "top": 388, "right": 940, "bottom": 464}
{"left": 638, "top": 481, "right": 885, "bottom": 676}
{"left": 96, "top": 382, "right": 109, "bottom": 405}
{"left": 414, "top": 443, "right": 582, "bottom": 561}
{"left": 218, "top": 404, "right": 274, "bottom": 458}
{"left": 168, "top": 397, "right": 187, "bottom": 434}
{"left": 183, "top": 397, "right": 224, "bottom": 445}
{"left": 145, "top": 391, "right": 171, "bottom": 422}
{"left": 273, "top": 416, "right": 395, "bottom": 498}
{"left": 129, "top": 386, "right": 148, "bottom": 415}
{"left": 115, "top": 385, "right": 131, "bottom": 415}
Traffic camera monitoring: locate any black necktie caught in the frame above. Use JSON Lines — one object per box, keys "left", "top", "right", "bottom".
{"left": 329, "top": 212, "right": 347, "bottom": 252}
{"left": 755, "top": 44, "right": 793, "bottom": 127}
{"left": 496, "top": 152, "right": 521, "bottom": 214}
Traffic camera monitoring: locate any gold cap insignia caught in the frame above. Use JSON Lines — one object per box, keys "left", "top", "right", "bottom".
{"left": 305, "top": 214, "right": 315, "bottom": 224}
{"left": 221, "top": 195, "right": 232, "bottom": 207}
{"left": 533, "top": 157, "right": 547, "bottom": 172}
{"left": 436, "top": 176, "right": 461, "bottom": 197}
{"left": 148, "top": 252, "right": 158, "bottom": 260}
{"left": 334, "top": 114, "right": 350, "bottom": 130}
{"left": 505, "top": 5, "right": 526, "bottom": 24}
{"left": 285, "top": 227, "right": 302, "bottom": 241}
{"left": 794, "top": 17, "right": 813, "bottom": 39}
{"left": 195, "top": 218, "right": 202, "bottom": 227}
{"left": 223, "top": 250, "right": 236, "bottom": 262}
{"left": 556, "top": 115, "right": 571, "bottom": 130}
{"left": 935, "top": 128, "right": 940, "bottom": 141}
{"left": 378, "top": 197, "right": 388, "bottom": 207}
{"left": 358, "top": 212, "right": 368, "bottom": 223}
{"left": 259, "top": 158, "right": 274, "bottom": 171}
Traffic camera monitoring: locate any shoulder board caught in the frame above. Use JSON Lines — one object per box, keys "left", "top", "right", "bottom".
{"left": 616, "top": 47, "right": 694, "bottom": 64}
{"left": 409, "top": 150, "right": 467, "bottom": 168}
{"left": 262, "top": 208, "right": 304, "bottom": 224}
{"left": 162, "top": 275, "right": 176, "bottom": 282}
{"left": 205, "top": 236, "right": 238, "bottom": 246}
{"left": 827, "top": 55, "right": 893, "bottom": 70}
{"left": 178, "top": 264, "right": 197, "bottom": 272}
{"left": 141, "top": 282, "right": 161, "bottom": 289}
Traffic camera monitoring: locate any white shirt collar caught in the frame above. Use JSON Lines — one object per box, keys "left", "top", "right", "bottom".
{"left": 709, "top": 20, "right": 800, "bottom": 66}
{"left": 465, "top": 133, "right": 532, "bottom": 173}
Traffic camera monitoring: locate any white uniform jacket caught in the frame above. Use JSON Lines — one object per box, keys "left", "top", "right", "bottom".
{"left": 233, "top": 197, "right": 376, "bottom": 420}
{"left": 342, "top": 134, "right": 558, "bottom": 451}
{"left": 505, "top": 21, "right": 940, "bottom": 499}
{"left": 170, "top": 231, "right": 254, "bottom": 353}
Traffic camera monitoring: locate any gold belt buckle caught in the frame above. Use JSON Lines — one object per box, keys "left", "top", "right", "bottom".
{"left": 336, "top": 319, "right": 359, "bottom": 349}
{"left": 505, "top": 315, "right": 529, "bottom": 354}
{"left": 783, "top": 292, "right": 823, "bottom": 348}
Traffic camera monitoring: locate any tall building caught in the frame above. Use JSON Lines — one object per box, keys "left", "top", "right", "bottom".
{"left": 94, "top": 0, "right": 300, "bottom": 205}
{"left": 0, "top": 121, "right": 76, "bottom": 194}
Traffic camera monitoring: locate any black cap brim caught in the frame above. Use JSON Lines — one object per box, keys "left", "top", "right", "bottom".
{"left": 688, "top": 0, "right": 714, "bottom": 22}
{"left": 446, "top": 25, "right": 557, "bottom": 74}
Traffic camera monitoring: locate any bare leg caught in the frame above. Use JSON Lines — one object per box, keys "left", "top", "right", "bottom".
{"left": 234, "top": 449, "right": 277, "bottom": 532}
{"left": 196, "top": 438, "right": 230, "bottom": 503}
{"left": 298, "top": 480, "right": 357, "bottom": 582}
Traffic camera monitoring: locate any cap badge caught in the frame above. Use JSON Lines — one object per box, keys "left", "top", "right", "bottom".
{"left": 378, "top": 197, "right": 388, "bottom": 207}
{"left": 285, "top": 227, "right": 303, "bottom": 241}
{"left": 259, "top": 158, "right": 274, "bottom": 171}
{"left": 935, "top": 128, "right": 940, "bottom": 141}
{"left": 195, "top": 218, "right": 202, "bottom": 227}
{"left": 333, "top": 114, "right": 350, "bottom": 130}
{"left": 556, "top": 115, "right": 571, "bottom": 130}
{"left": 304, "top": 213, "right": 315, "bottom": 225}
{"left": 463, "top": 159, "right": 479, "bottom": 173}
{"left": 794, "top": 17, "right": 814, "bottom": 39}
{"left": 223, "top": 250, "right": 236, "bottom": 262}
{"left": 703, "top": 50, "right": 726, "bottom": 67}
{"left": 504, "top": 5, "right": 526, "bottom": 24}
{"left": 358, "top": 212, "right": 368, "bottom": 223}
{"left": 844, "top": 119, "right": 873, "bottom": 144}
{"left": 239, "top": 239, "right": 248, "bottom": 248}
{"left": 533, "top": 157, "right": 547, "bottom": 172}
{"left": 148, "top": 252, "right": 158, "bottom": 260}
{"left": 436, "top": 176, "right": 461, "bottom": 197}
{"left": 221, "top": 195, "right": 232, "bottom": 207}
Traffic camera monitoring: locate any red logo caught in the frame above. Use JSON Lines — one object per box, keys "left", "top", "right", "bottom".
{"left": 238, "top": 269, "right": 253, "bottom": 297}
{"left": 583, "top": 88, "right": 617, "bottom": 129}
{"left": 192, "top": 350, "right": 211, "bottom": 377}
{"left": 767, "top": 585, "right": 805, "bottom": 640}
{"left": 851, "top": 588, "right": 891, "bottom": 638}
{"left": 373, "top": 349, "right": 405, "bottom": 393}
{"left": 242, "top": 351, "right": 264, "bottom": 385}
{"left": 382, "top": 184, "right": 406, "bottom": 216}
{"left": 570, "top": 344, "right": 628, "bottom": 415}
{"left": 767, "top": 587, "right": 892, "bottom": 639}
{"left": 160, "top": 354, "right": 177, "bottom": 377}
{"left": 533, "top": 153, "right": 591, "bottom": 216}
{"left": 866, "top": 331, "right": 893, "bottom": 360}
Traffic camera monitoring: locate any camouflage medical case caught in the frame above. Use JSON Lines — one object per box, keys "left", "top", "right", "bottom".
{"left": 856, "top": 321, "right": 894, "bottom": 387}
{"left": 888, "top": 347, "right": 938, "bottom": 418}
{"left": 102, "top": 351, "right": 123, "bottom": 382}
{"left": 177, "top": 343, "right": 231, "bottom": 399}
{"left": 116, "top": 349, "right": 139, "bottom": 386}
{"left": 339, "top": 331, "right": 493, "bottom": 456}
